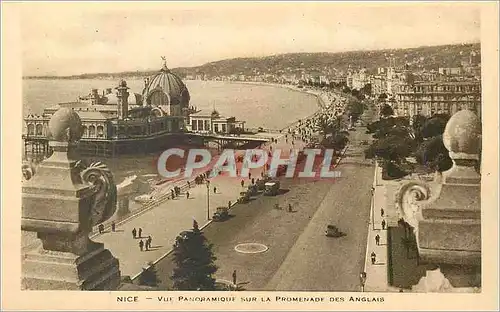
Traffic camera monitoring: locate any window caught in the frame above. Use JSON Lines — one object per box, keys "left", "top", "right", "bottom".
{"left": 89, "top": 125, "right": 96, "bottom": 137}
{"left": 82, "top": 126, "right": 88, "bottom": 137}
{"left": 97, "top": 125, "right": 104, "bottom": 138}
{"left": 197, "top": 120, "right": 204, "bottom": 131}
{"left": 36, "top": 124, "right": 43, "bottom": 136}
{"left": 204, "top": 120, "right": 210, "bottom": 131}
{"left": 214, "top": 124, "right": 219, "bottom": 132}
{"left": 192, "top": 120, "right": 197, "bottom": 131}
{"left": 222, "top": 124, "right": 227, "bottom": 133}
{"left": 27, "top": 124, "right": 35, "bottom": 135}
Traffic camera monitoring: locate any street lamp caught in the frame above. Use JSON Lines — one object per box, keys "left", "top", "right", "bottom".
{"left": 206, "top": 180, "right": 210, "bottom": 220}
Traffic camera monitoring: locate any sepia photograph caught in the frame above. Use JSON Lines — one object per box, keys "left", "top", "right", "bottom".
{"left": 2, "top": 1, "right": 499, "bottom": 310}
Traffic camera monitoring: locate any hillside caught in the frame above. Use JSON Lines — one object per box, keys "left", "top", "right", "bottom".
{"left": 24, "top": 42, "right": 480, "bottom": 80}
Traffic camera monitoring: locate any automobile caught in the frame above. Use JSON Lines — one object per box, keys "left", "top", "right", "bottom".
{"left": 213, "top": 207, "right": 229, "bottom": 221}
{"left": 264, "top": 181, "right": 280, "bottom": 196}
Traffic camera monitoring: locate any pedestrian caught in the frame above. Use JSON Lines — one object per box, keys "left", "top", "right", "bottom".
{"left": 251, "top": 178, "right": 255, "bottom": 185}
{"left": 228, "top": 201, "right": 232, "bottom": 208}
{"left": 241, "top": 180, "right": 244, "bottom": 187}
{"left": 186, "top": 191, "right": 190, "bottom": 199}
{"left": 139, "top": 240, "right": 144, "bottom": 252}
{"left": 171, "top": 189, "right": 175, "bottom": 199}
{"left": 111, "top": 221, "right": 116, "bottom": 232}
{"left": 213, "top": 186, "right": 217, "bottom": 194}
{"left": 288, "top": 204, "right": 293, "bottom": 212}
{"left": 371, "top": 252, "right": 376, "bottom": 264}
{"left": 370, "top": 186, "right": 375, "bottom": 196}
{"left": 132, "top": 228, "right": 137, "bottom": 239}
{"left": 381, "top": 219, "right": 386, "bottom": 230}
{"left": 232, "top": 270, "right": 237, "bottom": 286}
{"left": 98, "top": 224, "right": 104, "bottom": 234}
{"left": 380, "top": 208, "right": 385, "bottom": 217}
{"left": 187, "top": 181, "right": 191, "bottom": 188}
{"left": 147, "top": 236, "right": 152, "bottom": 249}
{"left": 249, "top": 172, "right": 252, "bottom": 180}
{"left": 375, "top": 234, "right": 380, "bottom": 246}
{"left": 138, "top": 228, "right": 143, "bottom": 238}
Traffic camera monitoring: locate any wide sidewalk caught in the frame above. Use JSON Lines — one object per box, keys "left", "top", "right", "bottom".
{"left": 363, "top": 161, "right": 401, "bottom": 292}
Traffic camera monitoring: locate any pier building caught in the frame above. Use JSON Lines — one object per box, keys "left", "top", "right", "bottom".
{"left": 23, "top": 60, "right": 265, "bottom": 158}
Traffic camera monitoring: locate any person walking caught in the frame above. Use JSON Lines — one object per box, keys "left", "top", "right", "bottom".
{"left": 139, "top": 240, "right": 144, "bottom": 252}
{"left": 251, "top": 178, "right": 255, "bottom": 185}
{"left": 375, "top": 234, "right": 380, "bottom": 246}
{"left": 138, "top": 227, "right": 143, "bottom": 238}
{"left": 171, "top": 189, "right": 175, "bottom": 199}
{"left": 213, "top": 186, "right": 217, "bottom": 194}
{"left": 111, "top": 221, "right": 116, "bottom": 232}
{"left": 147, "top": 236, "right": 152, "bottom": 249}
{"left": 232, "top": 270, "right": 237, "bottom": 286}
{"left": 132, "top": 228, "right": 137, "bottom": 239}
{"left": 187, "top": 181, "right": 190, "bottom": 188}
{"left": 186, "top": 191, "right": 190, "bottom": 199}
{"left": 380, "top": 208, "right": 385, "bottom": 217}
{"left": 371, "top": 252, "right": 376, "bottom": 264}
{"left": 98, "top": 224, "right": 104, "bottom": 234}
{"left": 248, "top": 172, "right": 252, "bottom": 180}
{"left": 241, "top": 180, "right": 244, "bottom": 187}
{"left": 381, "top": 219, "right": 386, "bottom": 230}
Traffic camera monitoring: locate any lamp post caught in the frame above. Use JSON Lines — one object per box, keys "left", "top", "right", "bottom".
{"left": 206, "top": 180, "right": 210, "bottom": 220}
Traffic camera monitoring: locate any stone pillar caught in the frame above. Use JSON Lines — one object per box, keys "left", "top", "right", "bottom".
{"left": 22, "top": 108, "right": 121, "bottom": 290}
{"left": 395, "top": 109, "right": 481, "bottom": 291}
{"left": 116, "top": 80, "right": 130, "bottom": 120}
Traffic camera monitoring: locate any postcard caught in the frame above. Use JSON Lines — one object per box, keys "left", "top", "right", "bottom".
{"left": 2, "top": 1, "right": 498, "bottom": 311}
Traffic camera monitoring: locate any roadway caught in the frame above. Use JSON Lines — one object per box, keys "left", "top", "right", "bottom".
{"left": 153, "top": 126, "right": 375, "bottom": 291}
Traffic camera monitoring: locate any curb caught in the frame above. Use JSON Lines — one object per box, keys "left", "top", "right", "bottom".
{"left": 363, "top": 161, "right": 378, "bottom": 291}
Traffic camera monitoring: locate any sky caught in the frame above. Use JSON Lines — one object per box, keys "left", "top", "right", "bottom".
{"left": 19, "top": 2, "right": 481, "bottom": 76}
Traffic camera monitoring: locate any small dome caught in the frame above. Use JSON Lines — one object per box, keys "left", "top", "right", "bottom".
{"left": 142, "top": 61, "right": 190, "bottom": 109}
{"left": 443, "top": 110, "right": 481, "bottom": 156}
{"left": 48, "top": 108, "right": 83, "bottom": 142}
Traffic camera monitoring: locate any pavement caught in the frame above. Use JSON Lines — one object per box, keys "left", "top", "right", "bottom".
{"left": 362, "top": 159, "right": 404, "bottom": 293}
{"left": 264, "top": 128, "right": 374, "bottom": 291}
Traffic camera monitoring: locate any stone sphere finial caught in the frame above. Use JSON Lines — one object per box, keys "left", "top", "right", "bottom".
{"left": 443, "top": 110, "right": 481, "bottom": 159}
{"left": 47, "top": 108, "right": 83, "bottom": 142}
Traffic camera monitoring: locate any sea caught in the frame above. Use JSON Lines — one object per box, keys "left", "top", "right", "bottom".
{"left": 22, "top": 79, "right": 320, "bottom": 201}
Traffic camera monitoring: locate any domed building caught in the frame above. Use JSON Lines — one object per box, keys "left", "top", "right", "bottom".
{"left": 23, "top": 61, "right": 194, "bottom": 157}
{"left": 142, "top": 60, "right": 191, "bottom": 119}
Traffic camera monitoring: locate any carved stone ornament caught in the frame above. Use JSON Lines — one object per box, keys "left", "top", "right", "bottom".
{"left": 76, "top": 160, "right": 118, "bottom": 227}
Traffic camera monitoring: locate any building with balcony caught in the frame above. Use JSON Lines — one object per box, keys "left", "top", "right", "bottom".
{"left": 395, "top": 80, "right": 481, "bottom": 119}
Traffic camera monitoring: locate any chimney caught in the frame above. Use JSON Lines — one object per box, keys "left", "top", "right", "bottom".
{"left": 116, "top": 80, "right": 130, "bottom": 120}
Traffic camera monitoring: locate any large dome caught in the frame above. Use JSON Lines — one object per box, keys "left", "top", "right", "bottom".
{"left": 142, "top": 61, "right": 190, "bottom": 115}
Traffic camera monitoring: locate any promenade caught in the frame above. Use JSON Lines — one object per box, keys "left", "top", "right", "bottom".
{"left": 93, "top": 128, "right": 309, "bottom": 278}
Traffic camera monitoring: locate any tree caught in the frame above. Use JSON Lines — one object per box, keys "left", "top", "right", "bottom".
{"left": 364, "top": 134, "right": 413, "bottom": 163}
{"left": 171, "top": 220, "right": 218, "bottom": 290}
{"left": 380, "top": 104, "right": 394, "bottom": 118}
{"left": 345, "top": 98, "right": 365, "bottom": 122}
{"left": 320, "top": 133, "right": 349, "bottom": 154}
{"left": 139, "top": 262, "right": 161, "bottom": 287}
{"left": 420, "top": 114, "right": 450, "bottom": 139}
{"left": 414, "top": 135, "right": 452, "bottom": 172}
